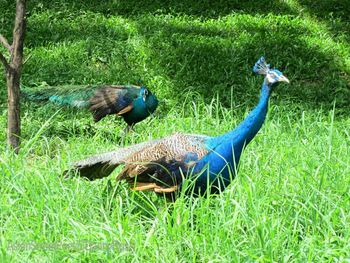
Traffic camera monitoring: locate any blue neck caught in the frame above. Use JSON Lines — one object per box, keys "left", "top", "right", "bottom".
{"left": 199, "top": 83, "right": 271, "bottom": 181}
{"left": 232, "top": 82, "right": 271, "bottom": 145}
{"left": 208, "top": 82, "right": 271, "bottom": 149}
{"left": 184, "top": 82, "right": 272, "bottom": 194}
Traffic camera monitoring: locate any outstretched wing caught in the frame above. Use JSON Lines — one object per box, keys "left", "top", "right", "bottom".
{"left": 65, "top": 133, "right": 210, "bottom": 186}
{"left": 89, "top": 85, "right": 140, "bottom": 122}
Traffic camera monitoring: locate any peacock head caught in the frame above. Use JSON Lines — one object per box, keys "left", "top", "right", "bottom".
{"left": 253, "top": 57, "right": 289, "bottom": 88}
{"left": 140, "top": 86, "right": 159, "bottom": 112}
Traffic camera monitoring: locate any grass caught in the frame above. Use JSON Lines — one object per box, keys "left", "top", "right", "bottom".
{"left": 1, "top": 100, "right": 350, "bottom": 262}
{"left": 0, "top": 0, "right": 350, "bottom": 261}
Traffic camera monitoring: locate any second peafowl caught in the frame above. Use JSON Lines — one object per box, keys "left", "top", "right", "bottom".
{"left": 65, "top": 57, "right": 289, "bottom": 200}
{"left": 22, "top": 84, "right": 159, "bottom": 130}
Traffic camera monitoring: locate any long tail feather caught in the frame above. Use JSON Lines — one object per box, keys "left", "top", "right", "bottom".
{"left": 21, "top": 84, "right": 95, "bottom": 108}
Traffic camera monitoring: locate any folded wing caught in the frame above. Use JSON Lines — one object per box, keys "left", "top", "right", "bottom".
{"left": 89, "top": 85, "right": 139, "bottom": 122}
{"left": 65, "top": 133, "right": 210, "bottom": 193}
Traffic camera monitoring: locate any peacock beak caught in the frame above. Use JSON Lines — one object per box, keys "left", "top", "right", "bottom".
{"left": 279, "top": 75, "right": 290, "bottom": 84}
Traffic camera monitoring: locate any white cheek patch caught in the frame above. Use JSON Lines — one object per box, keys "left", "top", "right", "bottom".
{"left": 266, "top": 74, "right": 276, "bottom": 84}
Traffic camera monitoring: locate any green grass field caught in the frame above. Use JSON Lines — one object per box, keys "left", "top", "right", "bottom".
{"left": 1, "top": 0, "right": 350, "bottom": 261}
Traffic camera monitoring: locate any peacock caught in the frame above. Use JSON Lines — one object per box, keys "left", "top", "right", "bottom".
{"left": 22, "top": 84, "right": 159, "bottom": 131}
{"left": 65, "top": 57, "right": 289, "bottom": 200}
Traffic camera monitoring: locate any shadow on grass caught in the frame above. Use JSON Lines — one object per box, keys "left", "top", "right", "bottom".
{"left": 288, "top": 0, "right": 350, "bottom": 45}
{"left": 24, "top": 0, "right": 297, "bottom": 19}
{"left": 0, "top": 0, "right": 349, "bottom": 111}
{"left": 297, "top": 0, "right": 350, "bottom": 22}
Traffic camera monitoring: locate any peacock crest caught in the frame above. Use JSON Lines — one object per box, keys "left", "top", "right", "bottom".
{"left": 253, "top": 56, "right": 270, "bottom": 75}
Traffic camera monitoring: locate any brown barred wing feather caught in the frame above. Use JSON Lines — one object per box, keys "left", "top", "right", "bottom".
{"left": 64, "top": 139, "right": 161, "bottom": 180}
{"left": 65, "top": 133, "right": 210, "bottom": 195}
{"left": 116, "top": 133, "right": 209, "bottom": 193}
{"left": 89, "top": 85, "right": 138, "bottom": 122}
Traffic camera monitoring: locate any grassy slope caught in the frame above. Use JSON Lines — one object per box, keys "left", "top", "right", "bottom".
{"left": 0, "top": 0, "right": 349, "bottom": 261}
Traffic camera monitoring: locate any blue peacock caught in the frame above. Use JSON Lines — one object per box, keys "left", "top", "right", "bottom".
{"left": 22, "top": 84, "right": 159, "bottom": 130}
{"left": 65, "top": 57, "right": 289, "bottom": 199}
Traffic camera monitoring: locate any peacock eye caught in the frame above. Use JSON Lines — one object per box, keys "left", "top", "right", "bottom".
{"left": 144, "top": 89, "right": 148, "bottom": 96}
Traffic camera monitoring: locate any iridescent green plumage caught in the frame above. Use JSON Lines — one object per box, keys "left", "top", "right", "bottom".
{"left": 22, "top": 84, "right": 158, "bottom": 127}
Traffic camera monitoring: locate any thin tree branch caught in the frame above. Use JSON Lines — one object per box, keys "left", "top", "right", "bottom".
{"left": 0, "top": 51, "right": 10, "bottom": 71}
{"left": 0, "top": 34, "right": 12, "bottom": 53}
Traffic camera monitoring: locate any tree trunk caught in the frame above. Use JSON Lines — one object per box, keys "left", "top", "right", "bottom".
{"left": 1, "top": 0, "right": 26, "bottom": 153}
{"left": 7, "top": 68, "right": 21, "bottom": 153}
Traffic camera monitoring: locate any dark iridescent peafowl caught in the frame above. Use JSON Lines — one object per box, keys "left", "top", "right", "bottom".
{"left": 22, "top": 84, "right": 159, "bottom": 130}
{"left": 65, "top": 57, "right": 289, "bottom": 199}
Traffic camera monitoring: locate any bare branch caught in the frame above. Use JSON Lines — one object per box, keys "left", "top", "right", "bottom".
{"left": 0, "top": 34, "right": 12, "bottom": 53}
{"left": 0, "top": 51, "right": 10, "bottom": 71}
